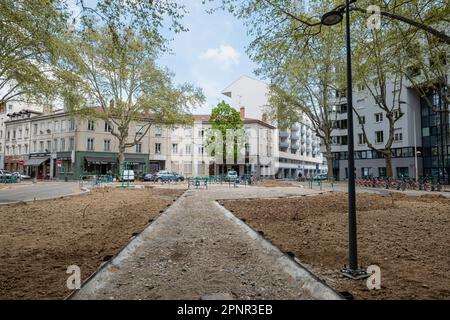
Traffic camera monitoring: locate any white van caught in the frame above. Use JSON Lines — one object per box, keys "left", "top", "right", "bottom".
{"left": 121, "top": 170, "right": 135, "bottom": 182}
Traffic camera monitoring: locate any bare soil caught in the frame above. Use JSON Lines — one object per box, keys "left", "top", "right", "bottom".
{"left": 0, "top": 188, "right": 184, "bottom": 300}
{"left": 222, "top": 192, "right": 450, "bottom": 300}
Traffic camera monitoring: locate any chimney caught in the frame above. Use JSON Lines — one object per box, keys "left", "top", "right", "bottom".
{"left": 240, "top": 106, "right": 245, "bottom": 119}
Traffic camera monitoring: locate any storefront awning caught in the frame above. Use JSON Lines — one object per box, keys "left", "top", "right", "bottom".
{"left": 25, "top": 158, "right": 49, "bottom": 166}
{"left": 85, "top": 156, "right": 116, "bottom": 164}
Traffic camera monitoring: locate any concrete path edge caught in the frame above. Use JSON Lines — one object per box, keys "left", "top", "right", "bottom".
{"left": 214, "top": 201, "right": 343, "bottom": 300}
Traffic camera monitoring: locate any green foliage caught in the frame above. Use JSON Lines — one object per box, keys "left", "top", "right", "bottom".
{"left": 0, "top": 0, "right": 70, "bottom": 104}
{"left": 206, "top": 101, "right": 244, "bottom": 163}
{"left": 58, "top": 26, "right": 204, "bottom": 164}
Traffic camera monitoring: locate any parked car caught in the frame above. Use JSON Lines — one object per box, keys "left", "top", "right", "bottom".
{"left": 173, "top": 172, "right": 185, "bottom": 182}
{"left": 120, "top": 170, "right": 135, "bottom": 182}
{"left": 143, "top": 173, "right": 154, "bottom": 181}
{"left": 226, "top": 170, "right": 238, "bottom": 181}
{"left": 12, "top": 172, "right": 31, "bottom": 180}
{"left": 155, "top": 171, "right": 184, "bottom": 182}
{"left": 0, "top": 170, "right": 12, "bottom": 178}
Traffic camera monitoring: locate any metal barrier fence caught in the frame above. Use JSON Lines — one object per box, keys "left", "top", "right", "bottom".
{"left": 79, "top": 175, "right": 112, "bottom": 189}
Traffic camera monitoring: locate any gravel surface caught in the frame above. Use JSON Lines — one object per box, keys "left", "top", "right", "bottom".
{"left": 72, "top": 185, "right": 324, "bottom": 300}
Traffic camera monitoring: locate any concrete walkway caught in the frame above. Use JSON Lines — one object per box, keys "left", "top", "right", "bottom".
{"left": 71, "top": 185, "right": 341, "bottom": 300}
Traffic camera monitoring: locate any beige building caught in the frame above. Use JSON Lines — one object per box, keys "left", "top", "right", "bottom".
{"left": 3, "top": 107, "right": 277, "bottom": 179}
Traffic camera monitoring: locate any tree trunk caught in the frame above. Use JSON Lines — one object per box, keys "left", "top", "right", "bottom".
{"left": 118, "top": 142, "right": 126, "bottom": 173}
{"left": 325, "top": 143, "right": 334, "bottom": 181}
{"left": 385, "top": 152, "right": 393, "bottom": 178}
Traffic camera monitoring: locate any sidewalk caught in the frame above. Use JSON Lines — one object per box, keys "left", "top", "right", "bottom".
{"left": 71, "top": 186, "right": 340, "bottom": 300}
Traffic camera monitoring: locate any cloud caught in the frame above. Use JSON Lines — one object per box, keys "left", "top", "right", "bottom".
{"left": 199, "top": 45, "right": 240, "bottom": 68}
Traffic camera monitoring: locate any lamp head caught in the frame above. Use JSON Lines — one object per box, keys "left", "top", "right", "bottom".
{"left": 321, "top": 10, "right": 343, "bottom": 26}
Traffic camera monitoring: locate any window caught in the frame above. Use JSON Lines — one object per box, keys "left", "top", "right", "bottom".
{"left": 54, "top": 121, "right": 59, "bottom": 132}
{"left": 39, "top": 141, "right": 44, "bottom": 152}
{"left": 53, "top": 139, "right": 58, "bottom": 150}
{"left": 105, "top": 121, "right": 113, "bottom": 133}
{"left": 6, "top": 131, "right": 10, "bottom": 140}
{"left": 155, "top": 143, "right": 161, "bottom": 154}
{"left": 13, "top": 130, "right": 16, "bottom": 139}
{"left": 172, "top": 143, "right": 178, "bottom": 154}
{"left": 0, "top": 143, "right": 2, "bottom": 152}
{"left": 198, "top": 129, "right": 204, "bottom": 138}
{"left": 396, "top": 167, "right": 409, "bottom": 178}
{"left": 25, "top": 127, "right": 29, "bottom": 137}
{"left": 394, "top": 129, "right": 403, "bottom": 142}
{"left": 340, "top": 119, "right": 348, "bottom": 129}
{"left": 61, "top": 120, "right": 66, "bottom": 132}
{"left": 33, "top": 141, "right": 37, "bottom": 152}
{"left": 60, "top": 138, "right": 65, "bottom": 151}
{"left": 136, "top": 143, "right": 142, "bottom": 153}
{"left": 135, "top": 125, "right": 143, "bottom": 135}
{"left": 341, "top": 136, "right": 348, "bottom": 145}
{"left": 393, "top": 109, "right": 403, "bottom": 120}
{"left": 155, "top": 127, "right": 162, "bottom": 137}
{"left": 375, "top": 113, "right": 383, "bottom": 122}
{"left": 18, "top": 129, "right": 22, "bottom": 139}
{"left": 69, "top": 119, "right": 75, "bottom": 131}
{"left": 88, "top": 120, "right": 95, "bottom": 131}
{"left": 198, "top": 145, "right": 204, "bottom": 155}
{"left": 24, "top": 144, "right": 28, "bottom": 154}
{"left": 358, "top": 133, "right": 367, "bottom": 145}
{"left": 375, "top": 131, "right": 384, "bottom": 143}
{"left": 185, "top": 144, "right": 192, "bottom": 155}
{"left": 33, "top": 124, "right": 38, "bottom": 134}
{"left": 46, "top": 140, "right": 51, "bottom": 152}
{"left": 378, "top": 167, "right": 386, "bottom": 177}
{"left": 87, "top": 138, "right": 94, "bottom": 151}
{"left": 104, "top": 139, "right": 111, "bottom": 151}
{"left": 340, "top": 104, "right": 347, "bottom": 113}
{"left": 69, "top": 137, "right": 75, "bottom": 151}
{"left": 358, "top": 116, "right": 366, "bottom": 125}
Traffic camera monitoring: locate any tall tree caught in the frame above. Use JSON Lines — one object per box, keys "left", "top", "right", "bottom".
{"left": 206, "top": 101, "right": 244, "bottom": 174}
{"left": 352, "top": 23, "right": 407, "bottom": 178}
{"left": 266, "top": 24, "right": 345, "bottom": 181}
{"left": 60, "top": 27, "right": 204, "bottom": 169}
{"left": 0, "top": 0, "right": 69, "bottom": 105}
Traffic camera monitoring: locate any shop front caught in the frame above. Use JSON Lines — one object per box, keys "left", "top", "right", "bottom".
{"left": 25, "top": 153, "right": 50, "bottom": 179}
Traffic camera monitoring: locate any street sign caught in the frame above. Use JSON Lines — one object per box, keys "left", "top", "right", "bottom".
{"left": 19, "top": 160, "right": 25, "bottom": 166}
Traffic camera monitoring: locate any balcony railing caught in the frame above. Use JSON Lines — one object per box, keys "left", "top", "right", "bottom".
{"left": 279, "top": 141, "right": 289, "bottom": 148}
{"left": 291, "top": 143, "right": 300, "bottom": 150}
{"left": 291, "top": 132, "right": 300, "bottom": 140}
{"left": 291, "top": 124, "right": 300, "bottom": 131}
{"left": 279, "top": 130, "right": 289, "bottom": 138}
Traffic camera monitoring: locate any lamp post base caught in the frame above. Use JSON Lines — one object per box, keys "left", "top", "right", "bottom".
{"left": 340, "top": 265, "right": 369, "bottom": 280}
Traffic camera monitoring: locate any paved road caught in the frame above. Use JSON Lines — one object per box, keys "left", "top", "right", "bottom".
{"left": 0, "top": 182, "right": 82, "bottom": 204}
{"left": 72, "top": 185, "right": 340, "bottom": 300}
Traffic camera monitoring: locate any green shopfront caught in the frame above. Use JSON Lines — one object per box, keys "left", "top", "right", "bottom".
{"left": 55, "top": 151, "right": 149, "bottom": 180}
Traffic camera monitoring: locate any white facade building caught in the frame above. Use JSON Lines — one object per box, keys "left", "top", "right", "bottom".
{"left": 0, "top": 100, "right": 44, "bottom": 169}
{"left": 329, "top": 80, "right": 423, "bottom": 180}
{"left": 222, "top": 75, "right": 325, "bottom": 178}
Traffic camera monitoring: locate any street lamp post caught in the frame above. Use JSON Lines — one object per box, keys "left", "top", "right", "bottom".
{"left": 321, "top": 0, "right": 367, "bottom": 279}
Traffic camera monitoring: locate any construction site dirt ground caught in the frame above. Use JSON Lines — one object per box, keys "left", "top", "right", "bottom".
{"left": 0, "top": 188, "right": 184, "bottom": 299}
{"left": 221, "top": 192, "right": 450, "bottom": 300}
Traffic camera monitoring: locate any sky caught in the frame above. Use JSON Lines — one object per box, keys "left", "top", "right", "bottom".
{"left": 157, "top": 0, "right": 259, "bottom": 114}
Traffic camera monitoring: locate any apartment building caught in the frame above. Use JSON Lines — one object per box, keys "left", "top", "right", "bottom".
{"left": 3, "top": 107, "right": 277, "bottom": 180}
{"left": 3, "top": 110, "right": 151, "bottom": 179}
{"left": 0, "top": 100, "right": 44, "bottom": 169}
{"left": 329, "top": 81, "right": 423, "bottom": 181}
{"left": 164, "top": 113, "right": 277, "bottom": 178}
{"left": 222, "top": 75, "right": 325, "bottom": 178}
